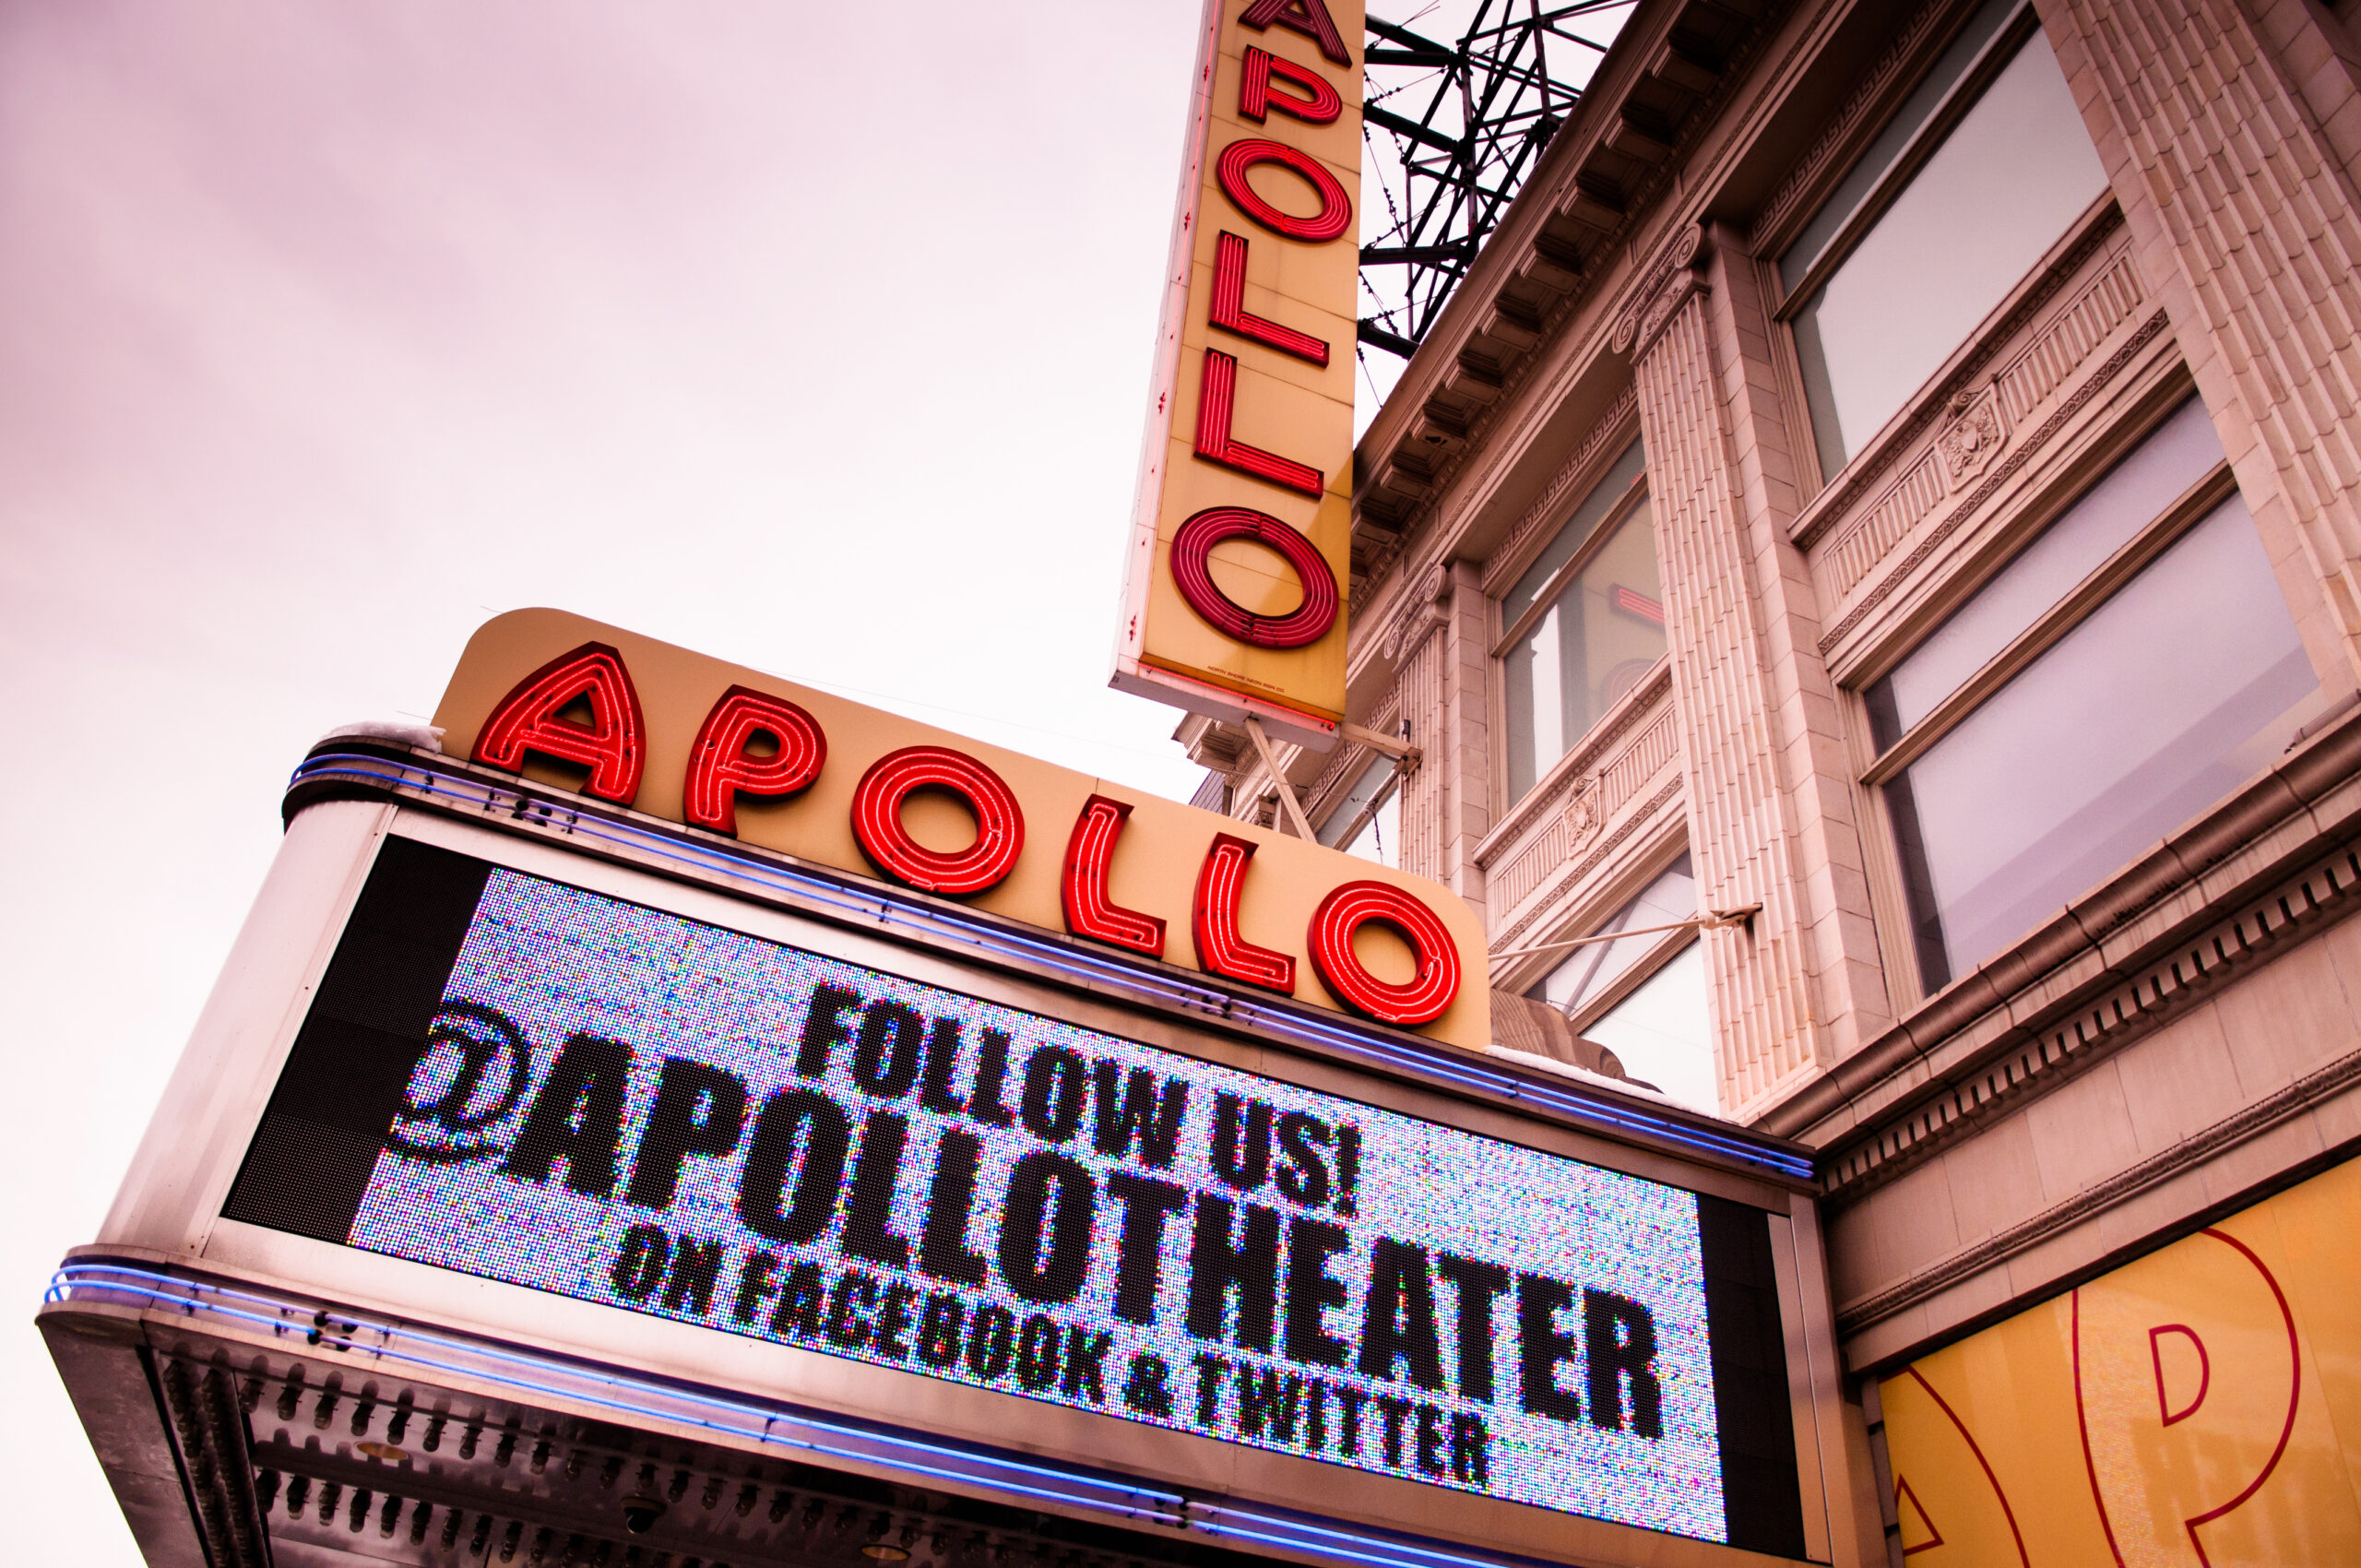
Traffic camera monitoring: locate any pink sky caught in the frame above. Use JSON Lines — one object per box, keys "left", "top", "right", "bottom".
{"left": 0, "top": 4, "right": 1214, "bottom": 1555}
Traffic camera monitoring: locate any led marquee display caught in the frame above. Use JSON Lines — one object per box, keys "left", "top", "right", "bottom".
{"left": 226, "top": 837, "right": 1802, "bottom": 1552}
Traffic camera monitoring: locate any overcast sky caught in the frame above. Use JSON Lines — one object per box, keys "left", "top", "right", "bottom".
{"left": 0, "top": 2, "right": 1614, "bottom": 1555}
{"left": 0, "top": 2, "right": 1231, "bottom": 1553}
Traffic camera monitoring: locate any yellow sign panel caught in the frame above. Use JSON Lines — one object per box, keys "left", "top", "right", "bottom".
{"left": 433, "top": 609, "right": 1489, "bottom": 1051}
{"left": 1113, "top": 0, "right": 1365, "bottom": 749}
{"left": 1880, "top": 1155, "right": 2361, "bottom": 1564}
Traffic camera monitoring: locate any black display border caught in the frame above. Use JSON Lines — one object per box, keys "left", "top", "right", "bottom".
{"left": 226, "top": 833, "right": 1808, "bottom": 1556}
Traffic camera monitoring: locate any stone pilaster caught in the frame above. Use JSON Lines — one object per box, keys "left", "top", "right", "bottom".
{"left": 1379, "top": 564, "right": 1453, "bottom": 889}
{"left": 1617, "top": 223, "right": 1893, "bottom": 1114}
{"left": 2040, "top": 0, "right": 2361, "bottom": 687}
{"left": 1377, "top": 561, "right": 1490, "bottom": 921}
{"left": 1440, "top": 560, "right": 1494, "bottom": 912}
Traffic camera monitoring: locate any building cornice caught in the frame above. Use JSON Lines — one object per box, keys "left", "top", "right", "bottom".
{"left": 1348, "top": 0, "right": 1794, "bottom": 592}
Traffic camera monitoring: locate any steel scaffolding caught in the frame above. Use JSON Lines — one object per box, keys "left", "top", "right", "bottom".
{"left": 1358, "top": 4, "right": 1632, "bottom": 362}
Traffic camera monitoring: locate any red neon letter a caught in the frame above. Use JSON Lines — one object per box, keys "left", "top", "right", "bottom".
{"left": 1240, "top": 46, "right": 1342, "bottom": 125}
{"left": 1240, "top": 0, "right": 1352, "bottom": 66}
{"left": 471, "top": 641, "right": 647, "bottom": 804}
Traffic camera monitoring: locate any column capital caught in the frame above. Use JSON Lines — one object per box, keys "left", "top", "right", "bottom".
{"left": 1378, "top": 562, "right": 1453, "bottom": 661}
{"left": 1610, "top": 220, "right": 1711, "bottom": 362}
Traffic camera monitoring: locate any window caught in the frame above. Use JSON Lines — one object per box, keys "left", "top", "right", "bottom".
{"left": 1869, "top": 398, "right": 2328, "bottom": 992}
{"left": 1781, "top": 0, "right": 2108, "bottom": 478}
{"left": 1319, "top": 754, "right": 1401, "bottom": 869}
{"left": 1499, "top": 438, "right": 1663, "bottom": 807}
{"left": 1529, "top": 854, "right": 1718, "bottom": 1111}
{"left": 1584, "top": 946, "right": 1716, "bottom": 1113}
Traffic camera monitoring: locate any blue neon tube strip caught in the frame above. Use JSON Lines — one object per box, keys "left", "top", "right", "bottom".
{"left": 50, "top": 1262, "right": 1576, "bottom": 1568}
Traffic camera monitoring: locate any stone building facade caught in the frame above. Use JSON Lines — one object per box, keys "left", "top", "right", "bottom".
{"left": 1185, "top": 0, "right": 2361, "bottom": 1558}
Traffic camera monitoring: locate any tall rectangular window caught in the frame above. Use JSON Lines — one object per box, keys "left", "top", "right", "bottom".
{"left": 1782, "top": 0, "right": 2108, "bottom": 477}
{"left": 1528, "top": 854, "right": 1717, "bottom": 1111}
{"left": 1868, "top": 398, "right": 2326, "bottom": 992}
{"left": 1499, "top": 438, "right": 1663, "bottom": 807}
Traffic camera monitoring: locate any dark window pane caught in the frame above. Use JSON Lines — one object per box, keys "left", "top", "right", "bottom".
{"left": 1889, "top": 493, "right": 2320, "bottom": 980}
{"left": 1788, "top": 27, "right": 2106, "bottom": 470}
{"left": 1502, "top": 499, "right": 1667, "bottom": 805}
{"left": 1867, "top": 397, "right": 2225, "bottom": 750}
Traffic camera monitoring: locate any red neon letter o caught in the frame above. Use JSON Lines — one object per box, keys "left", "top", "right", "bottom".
{"left": 850, "top": 746, "right": 1026, "bottom": 896}
{"left": 1216, "top": 138, "right": 1353, "bottom": 244}
{"left": 1307, "top": 882, "right": 1463, "bottom": 1025}
{"left": 1169, "top": 506, "right": 1339, "bottom": 648}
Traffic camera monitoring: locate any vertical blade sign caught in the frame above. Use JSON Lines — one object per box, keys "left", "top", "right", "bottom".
{"left": 1112, "top": 0, "right": 1363, "bottom": 750}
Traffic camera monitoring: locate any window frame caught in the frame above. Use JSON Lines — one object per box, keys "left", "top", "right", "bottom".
{"left": 1562, "top": 925, "right": 1701, "bottom": 1044}
{"left": 1492, "top": 470, "right": 1653, "bottom": 655}
{"left": 1768, "top": 0, "right": 2056, "bottom": 488}
{"left": 1846, "top": 382, "right": 2262, "bottom": 1004}
{"left": 1318, "top": 752, "right": 1406, "bottom": 866}
{"left": 1489, "top": 467, "right": 1658, "bottom": 814}
{"left": 1516, "top": 837, "right": 1700, "bottom": 1039}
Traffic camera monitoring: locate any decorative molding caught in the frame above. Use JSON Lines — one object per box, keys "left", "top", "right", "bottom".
{"left": 1478, "top": 386, "right": 1643, "bottom": 598}
{"left": 1379, "top": 563, "right": 1454, "bottom": 662}
{"left": 1822, "top": 452, "right": 1947, "bottom": 597}
{"left": 1814, "top": 240, "right": 2144, "bottom": 601}
{"left": 1837, "top": 1036, "right": 2361, "bottom": 1338}
{"left": 1814, "top": 754, "right": 2361, "bottom": 1215}
{"left": 1994, "top": 248, "right": 2144, "bottom": 424}
{"left": 1934, "top": 386, "right": 2005, "bottom": 484}
{"left": 1477, "top": 662, "right": 1675, "bottom": 871}
{"left": 1489, "top": 702, "right": 1683, "bottom": 918}
{"left": 1490, "top": 776, "right": 1685, "bottom": 955}
{"left": 1611, "top": 223, "right": 1710, "bottom": 362}
{"left": 1747, "top": 0, "right": 1954, "bottom": 255}
{"left": 1817, "top": 308, "right": 2170, "bottom": 652}
{"left": 1494, "top": 777, "right": 1606, "bottom": 917}
{"left": 1793, "top": 207, "right": 2125, "bottom": 551}
{"left": 1348, "top": 5, "right": 1787, "bottom": 599}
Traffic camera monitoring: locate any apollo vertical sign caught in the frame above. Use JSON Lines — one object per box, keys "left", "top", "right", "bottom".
{"left": 1114, "top": 0, "right": 1363, "bottom": 748}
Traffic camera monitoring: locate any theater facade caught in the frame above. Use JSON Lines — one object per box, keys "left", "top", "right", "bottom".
{"left": 1182, "top": 0, "right": 2361, "bottom": 1561}
{"left": 45, "top": 2, "right": 2361, "bottom": 1567}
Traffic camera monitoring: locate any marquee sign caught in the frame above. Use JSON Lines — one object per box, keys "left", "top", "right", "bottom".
{"left": 433, "top": 609, "right": 1489, "bottom": 1051}
{"left": 1113, "top": 0, "right": 1365, "bottom": 747}
{"left": 220, "top": 831, "right": 1807, "bottom": 1553}
{"left": 43, "top": 610, "right": 1833, "bottom": 1568}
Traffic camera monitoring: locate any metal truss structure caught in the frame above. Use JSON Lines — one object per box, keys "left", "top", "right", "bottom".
{"left": 1358, "top": 3, "right": 1634, "bottom": 361}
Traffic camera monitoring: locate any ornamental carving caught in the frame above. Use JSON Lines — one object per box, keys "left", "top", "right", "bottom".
{"left": 1937, "top": 386, "right": 2005, "bottom": 483}
{"left": 1562, "top": 775, "right": 1605, "bottom": 854}
{"left": 1610, "top": 222, "right": 1709, "bottom": 360}
{"left": 1380, "top": 564, "right": 1454, "bottom": 660}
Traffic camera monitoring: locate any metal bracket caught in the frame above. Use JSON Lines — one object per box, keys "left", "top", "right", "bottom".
{"left": 1241, "top": 716, "right": 1319, "bottom": 841}
{"left": 1487, "top": 904, "right": 1762, "bottom": 967}
{"left": 1338, "top": 719, "right": 1422, "bottom": 767}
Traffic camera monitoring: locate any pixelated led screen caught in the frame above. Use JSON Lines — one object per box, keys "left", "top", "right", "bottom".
{"left": 227, "top": 837, "right": 1804, "bottom": 1552}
